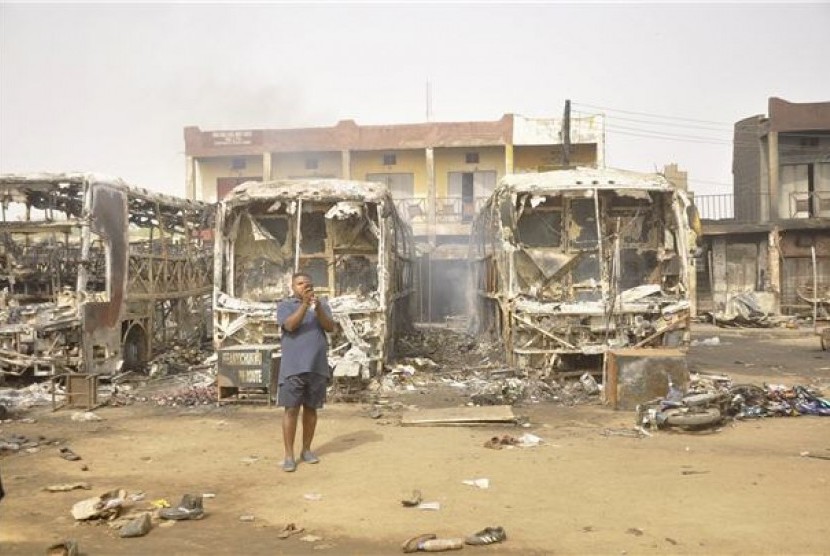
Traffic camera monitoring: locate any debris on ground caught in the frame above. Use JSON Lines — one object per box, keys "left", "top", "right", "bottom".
{"left": 45, "top": 539, "right": 79, "bottom": 556}
{"left": 71, "top": 489, "right": 128, "bottom": 520}
{"left": 704, "top": 292, "right": 796, "bottom": 328}
{"left": 158, "top": 494, "right": 205, "bottom": 520}
{"left": 637, "top": 372, "right": 829, "bottom": 432}
{"left": 401, "top": 489, "right": 422, "bottom": 507}
{"left": 45, "top": 482, "right": 91, "bottom": 492}
{"left": 119, "top": 513, "right": 153, "bottom": 538}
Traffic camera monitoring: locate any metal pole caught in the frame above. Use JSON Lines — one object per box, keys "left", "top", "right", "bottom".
{"left": 812, "top": 244, "right": 818, "bottom": 333}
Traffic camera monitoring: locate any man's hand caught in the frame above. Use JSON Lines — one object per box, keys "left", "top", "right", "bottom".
{"left": 301, "top": 284, "right": 316, "bottom": 306}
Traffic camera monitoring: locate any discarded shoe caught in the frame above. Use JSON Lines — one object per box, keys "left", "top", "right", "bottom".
{"left": 401, "top": 489, "right": 423, "bottom": 507}
{"left": 420, "top": 538, "right": 464, "bottom": 552}
{"left": 45, "top": 540, "right": 78, "bottom": 556}
{"left": 277, "top": 522, "right": 305, "bottom": 539}
{"left": 282, "top": 459, "right": 297, "bottom": 472}
{"left": 59, "top": 447, "right": 81, "bottom": 461}
{"left": 465, "top": 526, "right": 507, "bottom": 545}
{"left": 301, "top": 450, "right": 320, "bottom": 464}
{"left": 402, "top": 533, "right": 437, "bottom": 553}
{"left": 158, "top": 494, "right": 204, "bottom": 520}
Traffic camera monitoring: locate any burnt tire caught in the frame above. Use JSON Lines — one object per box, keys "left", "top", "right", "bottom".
{"left": 664, "top": 407, "right": 722, "bottom": 428}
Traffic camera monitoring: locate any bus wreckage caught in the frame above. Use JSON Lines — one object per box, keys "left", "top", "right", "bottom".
{"left": 213, "top": 179, "right": 414, "bottom": 392}
{"left": 470, "top": 167, "right": 700, "bottom": 374}
{"left": 0, "top": 173, "right": 213, "bottom": 378}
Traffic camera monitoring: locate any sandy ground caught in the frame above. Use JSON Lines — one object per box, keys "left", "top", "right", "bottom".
{"left": 1, "top": 323, "right": 828, "bottom": 555}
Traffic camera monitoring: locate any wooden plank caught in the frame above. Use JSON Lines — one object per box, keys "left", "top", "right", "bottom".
{"left": 401, "top": 405, "right": 515, "bottom": 426}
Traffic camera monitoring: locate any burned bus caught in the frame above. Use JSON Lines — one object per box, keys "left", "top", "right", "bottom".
{"left": 212, "top": 179, "right": 414, "bottom": 394}
{"left": 470, "top": 167, "right": 700, "bottom": 373}
{"left": 0, "top": 173, "right": 214, "bottom": 379}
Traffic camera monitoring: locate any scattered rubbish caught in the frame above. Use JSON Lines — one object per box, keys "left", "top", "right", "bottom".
{"left": 517, "top": 433, "right": 543, "bottom": 447}
{"left": 626, "top": 527, "right": 644, "bottom": 537}
{"left": 580, "top": 373, "right": 600, "bottom": 395}
{"left": 303, "top": 493, "right": 323, "bottom": 501}
{"left": 71, "top": 411, "right": 103, "bottom": 422}
{"left": 416, "top": 501, "right": 441, "bottom": 511}
{"left": 300, "top": 534, "right": 324, "bottom": 543}
{"left": 45, "top": 540, "right": 79, "bottom": 556}
{"left": 241, "top": 456, "right": 259, "bottom": 465}
{"left": 44, "top": 482, "right": 91, "bottom": 493}
{"left": 158, "top": 494, "right": 205, "bottom": 520}
{"left": 278, "top": 522, "right": 305, "bottom": 539}
{"left": 462, "top": 478, "right": 490, "bottom": 489}
{"left": 203, "top": 493, "right": 216, "bottom": 499}
{"left": 151, "top": 499, "right": 170, "bottom": 508}
{"left": 71, "top": 489, "right": 127, "bottom": 520}
{"left": 119, "top": 513, "right": 152, "bottom": 538}
{"left": 800, "top": 451, "right": 830, "bottom": 461}
{"left": 681, "top": 470, "right": 709, "bottom": 475}
{"left": 401, "top": 489, "right": 423, "bottom": 507}
{"left": 705, "top": 292, "right": 795, "bottom": 328}
{"left": 239, "top": 515, "right": 256, "bottom": 522}
{"left": 465, "top": 526, "right": 507, "bottom": 546}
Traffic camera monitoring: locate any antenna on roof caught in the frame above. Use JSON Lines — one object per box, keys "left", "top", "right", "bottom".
{"left": 562, "top": 99, "right": 571, "bottom": 167}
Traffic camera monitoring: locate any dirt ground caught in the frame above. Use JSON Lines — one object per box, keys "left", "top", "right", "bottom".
{"left": 1, "top": 323, "right": 828, "bottom": 555}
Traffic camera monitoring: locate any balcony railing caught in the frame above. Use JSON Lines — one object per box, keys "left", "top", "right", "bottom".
{"left": 694, "top": 191, "right": 830, "bottom": 223}
{"left": 393, "top": 197, "right": 490, "bottom": 224}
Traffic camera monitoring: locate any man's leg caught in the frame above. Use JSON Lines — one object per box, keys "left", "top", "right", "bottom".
{"left": 301, "top": 405, "right": 317, "bottom": 455}
{"left": 282, "top": 406, "right": 300, "bottom": 468}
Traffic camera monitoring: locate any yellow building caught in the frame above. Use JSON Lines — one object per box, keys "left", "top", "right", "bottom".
{"left": 184, "top": 113, "right": 605, "bottom": 320}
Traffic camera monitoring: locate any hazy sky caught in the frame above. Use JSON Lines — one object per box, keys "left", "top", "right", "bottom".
{"left": 2, "top": 2, "right": 829, "bottom": 197}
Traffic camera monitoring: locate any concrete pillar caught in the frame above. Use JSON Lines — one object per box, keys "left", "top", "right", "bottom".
{"left": 262, "top": 152, "right": 273, "bottom": 181}
{"left": 769, "top": 131, "right": 779, "bottom": 220}
{"left": 712, "top": 238, "right": 728, "bottom": 310}
{"left": 426, "top": 147, "right": 436, "bottom": 245}
{"left": 185, "top": 156, "right": 197, "bottom": 201}
{"left": 505, "top": 144, "right": 514, "bottom": 174}
{"left": 341, "top": 150, "right": 351, "bottom": 179}
{"left": 768, "top": 227, "right": 781, "bottom": 313}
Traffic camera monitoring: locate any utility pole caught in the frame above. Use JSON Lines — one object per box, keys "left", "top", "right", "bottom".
{"left": 562, "top": 99, "right": 571, "bottom": 167}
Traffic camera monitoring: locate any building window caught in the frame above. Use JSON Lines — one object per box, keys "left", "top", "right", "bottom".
{"left": 305, "top": 158, "right": 319, "bottom": 170}
{"left": 231, "top": 158, "right": 247, "bottom": 170}
{"left": 383, "top": 154, "right": 397, "bottom": 166}
{"left": 800, "top": 137, "right": 819, "bottom": 147}
{"left": 465, "top": 152, "right": 480, "bottom": 164}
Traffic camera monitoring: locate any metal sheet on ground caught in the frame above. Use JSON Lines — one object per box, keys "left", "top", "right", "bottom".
{"left": 401, "top": 405, "right": 515, "bottom": 426}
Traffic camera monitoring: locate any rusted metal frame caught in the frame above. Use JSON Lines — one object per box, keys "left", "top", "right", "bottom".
{"left": 511, "top": 312, "right": 577, "bottom": 350}
{"left": 632, "top": 312, "right": 689, "bottom": 348}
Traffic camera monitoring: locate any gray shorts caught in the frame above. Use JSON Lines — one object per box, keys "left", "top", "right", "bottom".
{"left": 278, "top": 372, "right": 328, "bottom": 409}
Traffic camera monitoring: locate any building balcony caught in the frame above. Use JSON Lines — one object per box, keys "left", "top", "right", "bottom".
{"left": 695, "top": 191, "right": 830, "bottom": 224}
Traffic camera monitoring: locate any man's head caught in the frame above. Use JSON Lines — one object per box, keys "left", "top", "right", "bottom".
{"left": 291, "top": 272, "right": 313, "bottom": 298}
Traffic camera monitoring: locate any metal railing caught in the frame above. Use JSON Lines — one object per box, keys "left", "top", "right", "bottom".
{"left": 694, "top": 191, "right": 830, "bottom": 223}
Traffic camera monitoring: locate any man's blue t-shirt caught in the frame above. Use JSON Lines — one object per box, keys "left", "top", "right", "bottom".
{"left": 276, "top": 297, "right": 332, "bottom": 384}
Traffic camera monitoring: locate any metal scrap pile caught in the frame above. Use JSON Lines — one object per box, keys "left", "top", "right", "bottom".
{"left": 684, "top": 372, "right": 828, "bottom": 418}
{"left": 705, "top": 292, "right": 796, "bottom": 328}
{"left": 150, "top": 385, "right": 217, "bottom": 407}
{"left": 378, "top": 327, "right": 601, "bottom": 406}
{"left": 144, "top": 343, "right": 215, "bottom": 377}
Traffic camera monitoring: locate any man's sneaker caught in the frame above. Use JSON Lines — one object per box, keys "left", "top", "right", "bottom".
{"left": 301, "top": 450, "right": 320, "bottom": 464}
{"left": 282, "top": 459, "right": 297, "bottom": 472}
{"left": 159, "top": 494, "right": 205, "bottom": 520}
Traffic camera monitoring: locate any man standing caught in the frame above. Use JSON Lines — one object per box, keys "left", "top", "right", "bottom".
{"left": 276, "top": 272, "right": 336, "bottom": 472}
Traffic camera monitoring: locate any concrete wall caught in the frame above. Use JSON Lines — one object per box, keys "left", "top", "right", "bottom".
{"left": 513, "top": 144, "right": 597, "bottom": 172}
{"left": 197, "top": 156, "right": 263, "bottom": 203}
{"left": 433, "top": 146, "right": 503, "bottom": 197}
{"left": 351, "top": 149, "right": 428, "bottom": 197}
{"left": 271, "top": 151, "right": 342, "bottom": 179}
